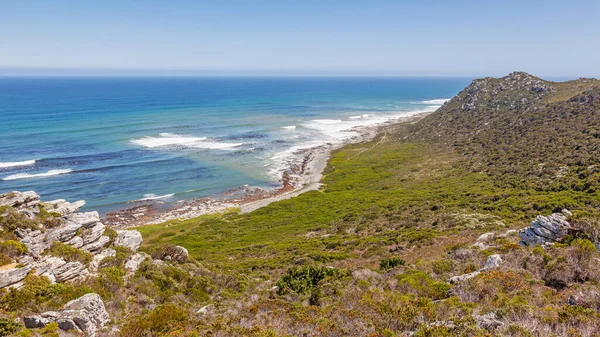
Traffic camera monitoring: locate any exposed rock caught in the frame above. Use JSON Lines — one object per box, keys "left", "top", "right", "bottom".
{"left": 448, "top": 254, "right": 501, "bottom": 284}
{"left": 53, "top": 200, "right": 86, "bottom": 216}
{"left": 90, "top": 249, "right": 116, "bottom": 272}
{"left": 562, "top": 208, "right": 573, "bottom": 217}
{"left": 33, "top": 256, "right": 68, "bottom": 283}
{"left": 0, "top": 191, "right": 40, "bottom": 208}
{"left": 64, "top": 211, "right": 101, "bottom": 228}
{"left": 519, "top": 213, "right": 572, "bottom": 246}
{"left": 448, "top": 271, "right": 480, "bottom": 284}
{"left": 53, "top": 261, "right": 86, "bottom": 282}
{"left": 81, "top": 223, "right": 106, "bottom": 245}
{"left": 0, "top": 265, "right": 33, "bottom": 288}
{"left": 82, "top": 235, "right": 110, "bottom": 252}
{"left": 197, "top": 304, "right": 214, "bottom": 316}
{"left": 23, "top": 315, "right": 52, "bottom": 328}
{"left": 476, "top": 232, "right": 495, "bottom": 242}
{"left": 483, "top": 254, "right": 502, "bottom": 270}
{"left": 24, "top": 293, "right": 109, "bottom": 336}
{"left": 114, "top": 230, "right": 143, "bottom": 251}
{"left": 125, "top": 253, "right": 147, "bottom": 275}
{"left": 474, "top": 312, "right": 504, "bottom": 330}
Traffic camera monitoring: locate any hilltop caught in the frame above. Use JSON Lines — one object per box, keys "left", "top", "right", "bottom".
{"left": 2, "top": 73, "right": 600, "bottom": 336}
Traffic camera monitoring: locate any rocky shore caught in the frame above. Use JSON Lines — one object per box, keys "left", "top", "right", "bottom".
{"left": 104, "top": 112, "right": 430, "bottom": 228}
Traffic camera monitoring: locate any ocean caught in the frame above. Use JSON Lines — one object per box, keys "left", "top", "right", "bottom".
{"left": 0, "top": 77, "right": 470, "bottom": 213}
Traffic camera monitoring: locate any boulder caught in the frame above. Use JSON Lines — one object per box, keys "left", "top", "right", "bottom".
{"left": 0, "top": 265, "right": 33, "bottom": 288}
{"left": 81, "top": 223, "right": 106, "bottom": 245}
{"left": 448, "top": 271, "right": 480, "bottom": 284}
{"left": 114, "top": 230, "right": 143, "bottom": 251}
{"left": 82, "top": 235, "right": 110, "bottom": 252}
{"left": 52, "top": 200, "right": 86, "bottom": 216}
{"left": 0, "top": 191, "right": 40, "bottom": 208}
{"left": 64, "top": 211, "right": 101, "bottom": 228}
{"left": 163, "top": 245, "right": 189, "bottom": 263}
{"left": 89, "top": 248, "right": 116, "bottom": 272}
{"left": 125, "top": 253, "right": 147, "bottom": 275}
{"left": 32, "top": 256, "right": 68, "bottom": 283}
{"left": 519, "top": 213, "right": 572, "bottom": 246}
{"left": 197, "top": 304, "right": 214, "bottom": 316}
{"left": 483, "top": 254, "right": 502, "bottom": 270}
{"left": 24, "top": 293, "right": 109, "bottom": 337}
{"left": 53, "top": 261, "right": 86, "bottom": 282}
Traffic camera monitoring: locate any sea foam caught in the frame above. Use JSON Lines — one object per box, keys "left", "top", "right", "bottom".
{"left": 0, "top": 160, "right": 36, "bottom": 169}
{"left": 2, "top": 169, "right": 72, "bottom": 181}
{"left": 136, "top": 193, "right": 175, "bottom": 201}
{"left": 131, "top": 133, "right": 242, "bottom": 150}
{"left": 421, "top": 98, "right": 450, "bottom": 105}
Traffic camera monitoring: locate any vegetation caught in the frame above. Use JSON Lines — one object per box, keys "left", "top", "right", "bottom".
{"left": 3, "top": 73, "right": 600, "bottom": 336}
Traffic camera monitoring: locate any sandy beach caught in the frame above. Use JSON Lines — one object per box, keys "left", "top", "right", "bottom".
{"left": 104, "top": 112, "right": 430, "bottom": 229}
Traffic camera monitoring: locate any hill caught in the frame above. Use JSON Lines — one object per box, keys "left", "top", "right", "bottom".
{"left": 2, "top": 73, "right": 600, "bottom": 336}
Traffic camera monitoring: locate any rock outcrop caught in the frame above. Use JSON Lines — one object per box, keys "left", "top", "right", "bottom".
{"left": 0, "top": 191, "right": 141, "bottom": 289}
{"left": 519, "top": 211, "right": 572, "bottom": 246}
{"left": 24, "top": 293, "right": 109, "bottom": 336}
{"left": 448, "top": 254, "right": 502, "bottom": 284}
{"left": 114, "top": 229, "right": 143, "bottom": 251}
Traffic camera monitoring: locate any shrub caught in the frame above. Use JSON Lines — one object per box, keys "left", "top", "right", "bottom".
{"left": 0, "top": 253, "right": 12, "bottom": 267}
{"left": 379, "top": 257, "right": 406, "bottom": 270}
{"left": 0, "top": 318, "right": 22, "bottom": 337}
{"left": 90, "top": 267, "right": 125, "bottom": 299}
{"left": 120, "top": 304, "right": 189, "bottom": 337}
{"left": 277, "top": 265, "right": 346, "bottom": 305}
{"left": 0, "top": 240, "right": 28, "bottom": 257}
{"left": 46, "top": 242, "right": 93, "bottom": 266}
{"left": 396, "top": 270, "right": 450, "bottom": 300}
{"left": 0, "top": 207, "right": 38, "bottom": 232}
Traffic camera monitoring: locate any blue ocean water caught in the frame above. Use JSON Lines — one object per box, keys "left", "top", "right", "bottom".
{"left": 0, "top": 77, "right": 470, "bottom": 213}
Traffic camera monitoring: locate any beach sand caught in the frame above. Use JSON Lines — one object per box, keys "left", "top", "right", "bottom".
{"left": 104, "top": 112, "right": 429, "bottom": 229}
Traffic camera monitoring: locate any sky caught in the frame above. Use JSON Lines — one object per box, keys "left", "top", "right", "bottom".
{"left": 1, "top": 0, "right": 599, "bottom": 77}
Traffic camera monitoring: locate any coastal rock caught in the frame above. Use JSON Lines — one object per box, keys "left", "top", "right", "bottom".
{"left": 519, "top": 213, "right": 572, "bottom": 246}
{"left": 50, "top": 199, "right": 86, "bottom": 216}
{"left": 81, "top": 223, "right": 106, "bottom": 245}
{"left": 46, "top": 222, "right": 83, "bottom": 244}
{"left": 82, "top": 235, "right": 110, "bottom": 252}
{"left": 53, "top": 261, "right": 86, "bottom": 282}
{"left": 125, "top": 253, "right": 147, "bottom": 274}
{"left": 24, "top": 293, "right": 109, "bottom": 337}
{"left": 89, "top": 248, "right": 116, "bottom": 273}
{"left": 32, "top": 256, "right": 68, "bottom": 282}
{"left": 114, "top": 230, "right": 143, "bottom": 251}
{"left": 0, "top": 265, "right": 33, "bottom": 288}
{"left": 64, "top": 211, "right": 101, "bottom": 228}
{"left": 0, "top": 191, "right": 40, "bottom": 209}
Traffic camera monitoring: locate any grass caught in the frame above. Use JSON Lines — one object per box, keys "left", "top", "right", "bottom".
{"left": 138, "top": 127, "right": 598, "bottom": 274}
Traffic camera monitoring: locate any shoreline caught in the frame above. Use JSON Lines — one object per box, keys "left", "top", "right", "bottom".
{"left": 103, "top": 112, "right": 430, "bottom": 229}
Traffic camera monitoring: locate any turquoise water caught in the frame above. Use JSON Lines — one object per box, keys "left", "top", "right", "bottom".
{"left": 0, "top": 77, "right": 470, "bottom": 213}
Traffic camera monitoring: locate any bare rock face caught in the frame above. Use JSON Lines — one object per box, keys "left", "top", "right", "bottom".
{"left": 24, "top": 293, "right": 110, "bottom": 337}
{"left": 519, "top": 213, "right": 572, "bottom": 246}
{"left": 0, "top": 265, "right": 34, "bottom": 288}
{"left": 0, "top": 191, "right": 40, "bottom": 208}
{"left": 114, "top": 230, "right": 143, "bottom": 251}
{"left": 448, "top": 254, "right": 502, "bottom": 284}
{"left": 125, "top": 252, "right": 148, "bottom": 275}
{"left": 89, "top": 248, "right": 116, "bottom": 273}
{"left": 53, "top": 261, "right": 86, "bottom": 282}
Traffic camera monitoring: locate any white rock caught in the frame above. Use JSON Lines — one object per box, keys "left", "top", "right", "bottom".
{"left": 0, "top": 265, "right": 33, "bottom": 288}
{"left": 89, "top": 249, "right": 116, "bottom": 272}
{"left": 82, "top": 235, "right": 110, "bottom": 252}
{"left": 483, "top": 254, "right": 502, "bottom": 270}
{"left": 125, "top": 253, "right": 147, "bottom": 275}
{"left": 114, "top": 230, "right": 143, "bottom": 251}
{"left": 53, "top": 261, "right": 86, "bottom": 282}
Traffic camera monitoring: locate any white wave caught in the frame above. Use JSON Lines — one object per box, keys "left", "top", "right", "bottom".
{"left": 131, "top": 133, "right": 242, "bottom": 150}
{"left": 0, "top": 160, "right": 36, "bottom": 169}
{"left": 137, "top": 193, "right": 175, "bottom": 201}
{"left": 281, "top": 125, "right": 296, "bottom": 130}
{"left": 2, "top": 169, "right": 72, "bottom": 181}
{"left": 421, "top": 98, "right": 450, "bottom": 105}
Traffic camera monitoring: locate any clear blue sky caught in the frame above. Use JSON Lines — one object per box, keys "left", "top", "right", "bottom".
{"left": 1, "top": 0, "right": 599, "bottom": 77}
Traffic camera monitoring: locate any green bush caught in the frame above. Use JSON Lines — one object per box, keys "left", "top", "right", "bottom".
{"left": 0, "top": 207, "right": 38, "bottom": 232}
{"left": 0, "top": 318, "right": 22, "bottom": 337}
{"left": 0, "top": 240, "right": 28, "bottom": 257}
{"left": 120, "top": 303, "right": 189, "bottom": 337}
{"left": 0, "top": 253, "right": 12, "bottom": 267}
{"left": 379, "top": 257, "right": 406, "bottom": 270}
{"left": 46, "top": 242, "right": 93, "bottom": 266}
{"left": 396, "top": 270, "right": 450, "bottom": 300}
